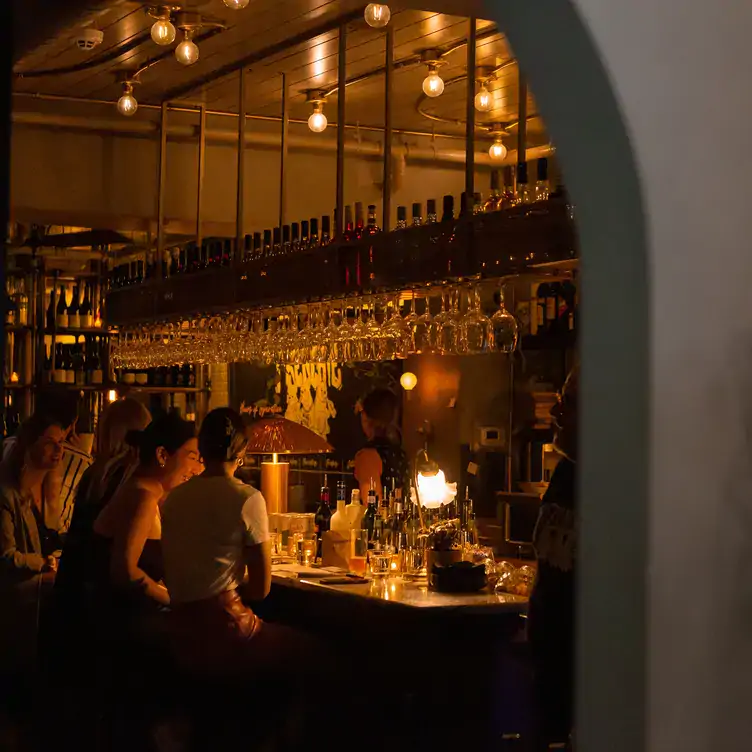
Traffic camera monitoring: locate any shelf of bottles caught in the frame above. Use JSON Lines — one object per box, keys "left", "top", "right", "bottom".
{"left": 105, "top": 161, "right": 577, "bottom": 327}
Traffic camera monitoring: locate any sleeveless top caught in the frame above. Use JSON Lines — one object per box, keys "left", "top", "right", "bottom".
{"left": 365, "top": 436, "right": 410, "bottom": 493}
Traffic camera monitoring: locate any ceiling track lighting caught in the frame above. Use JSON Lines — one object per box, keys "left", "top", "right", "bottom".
{"left": 420, "top": 50, "right": 446, "bottom": 98}
{"left": 306, "top": 91, "right": 328, "bottom": 133}
{"left": 364, "top": 3, "right": 391, "bottom": 28}
{"left": 147, "top": 5, "right": 181, "bottom": 46}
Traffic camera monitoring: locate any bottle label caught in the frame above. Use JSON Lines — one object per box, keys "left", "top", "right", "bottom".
{"left": 65, "top": 370, "right": 75, "bottom": 385}
{"left": 91, "top": 370, "right": 103, "bottom": 385}
{"left": 135, "top": 372, "right": 148, "bottom": 385}
{"left": 68, "top": 314, "right": 80, "bottom": 329}
{"left": 75, "top": 371, "right": 85, "bottom": 386}
{"left": 122, "top": 373, "right": 135, "bottom": 385}
{"left": 53, "top": 371, "right": 66, "bottom": 384}
{"left": 56, "top": 314, "right": 68, "bottom": 329}
{"left": 82, "top": 315, "right": 93, "bottom": 328}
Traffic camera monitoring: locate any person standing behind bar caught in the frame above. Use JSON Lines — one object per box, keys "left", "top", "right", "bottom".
{"left": 527, "top": 366, "right": 578, "bottom": 749}
{"left": 354, "top": 388, "right": 410, "bottom": 501}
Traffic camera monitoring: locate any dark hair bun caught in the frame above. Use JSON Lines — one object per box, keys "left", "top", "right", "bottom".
{"left": 198, "top": 408, "right": 248, "bottom": 463}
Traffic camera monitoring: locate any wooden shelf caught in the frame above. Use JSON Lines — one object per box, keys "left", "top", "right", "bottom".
{"left": 5, "top": 324, "right": 32, "bottom": 333}
{"left": 44, "top": 327, "right": 111, "bottom": 336}
{"left": 121, "top": 385, "right": 208, "bottom": 394}
{"left": 37, "top": 383, "right": 114, "bottom": 391}
{"left": 4, "top": 382, "right": 30, "bottom": 389}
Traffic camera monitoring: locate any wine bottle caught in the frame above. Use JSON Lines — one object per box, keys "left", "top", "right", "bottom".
{"left": 282, "top": 225, "right": 291, "bottom": 255}
{"left": 517, "top": 161, "right": 532, "bottom": 204}
{"left": 320, "top": 215, "right": 331, "bottom": 246}
{"left": 46, "top": 288, "right": 55, "bottom": 330}
{"left": 441, "top": 195, "right": 455, "bottom": 222}
{"left": 73, "top": 338, "right": 85, "bottom": 386}
{"left": 314, "top": 474, "right": 333, "bottom": 558}
{"left": 185, "top": 363, "right": 196, "bottom": 387}
{"left": 80, "top": 283, "right": 93, "bottom": 328}
{"left": 222, "top": 239, "right": 233, "bottom": 266}
{"left": 291, "top": 223, "right": 300, "bottom": 252}
{"left": 262, "top": 230, "right": 272, "bottom": 257}
{"left": 90, "top": 338, "right": 103, "bottom": 385}
{"left": 426, "top": 199, "right": 438, "bottom": 224}
{"left": 67, "top": 284, "right": 80, "bottom": 329}
{"left": 501, "top": 165, "right": 516, "bottom": 208}
{"left": 43, "top": 344, "right": 52, "bottom": 384}
{"left": 300, "top": 221, "right": 310, "bottom": 250}
{"left": 485, "top": 170, "right": 501, "bottom": 212}
{"left": 473, "top": 192, "right": 483, "bottom": 214}
{"left": 53, "top": 344, "right": 66, "bottom": 384}
{"left": 363, "top": 481, "right": 378, "bottom": 543}
{"left": 55, "top": 285, "right": 68, "bottom": 328}
{"left": 65, "top": 345, "right": 75, "bottom": 385}
{"left": 252, "top": 232, "right": 262, "bottom": 260}
{"left": 309, "top": 218, "right": 320, "bottom": 248}
{"left": 535, "top": 157, "right": 550, "bottom": 202}
{"left": 243, "top": 234, "right": 253, "bottom": 262}
{"left": 272, "top": 228, "right": 282, "bottom": 257}
{"left": 354, "top": 202, "right": 365, "bottom": 239}
{"left": 343, "top": 205, "right": 354, "bottom": 241}
{"left": 412, "top": 203, "right": 423, "bottom": 226}
{"left": 396, "top": 206, "right": 407, "bottom": 230}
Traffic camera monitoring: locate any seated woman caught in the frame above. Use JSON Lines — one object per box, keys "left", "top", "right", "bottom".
{"left": 91, "top": 413, "right": 199, "bottom": 643}
{"left": 0, "top": 414, "right": 66, "bottom": 671}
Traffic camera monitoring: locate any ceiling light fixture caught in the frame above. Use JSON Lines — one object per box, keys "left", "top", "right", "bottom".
{"left": 175, "top": 27, "right": 199, "bottom": 65}
{"left": 147, "top": 6, "right": 180, "bottom": 46}
{"left": 116, "top": 79, "right": 138, "bottom": 116}
{"left": 488, "top": 126, "right": 508, "bottom": 161}
{"left": 420, "top": 51, "right": 445, "bottom": 98}
{"left": 306, "top": 92, "right": 328, "bottom": 133}
{"left": 364, "top": 3, "right": 391, "bottom": 28}
{"left": 223, "top": 0, "right": 250, "bottom": 8}
{"left": 475, "top": 82, "right": 493, "bottom": 112}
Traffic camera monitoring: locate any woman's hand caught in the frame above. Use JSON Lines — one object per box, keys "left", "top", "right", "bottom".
{"left": 44, "top": 555, "right": 58, "bottom": 572}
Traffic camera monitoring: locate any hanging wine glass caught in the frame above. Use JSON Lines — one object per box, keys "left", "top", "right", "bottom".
{"left": 413, "top": 290, "right": 434, "bottom": 354}
{"left": 491, "top": 286, "right": 518, "bottom": 353}
{"left": 461, "top": 285, "right": 494, "bottom": 354}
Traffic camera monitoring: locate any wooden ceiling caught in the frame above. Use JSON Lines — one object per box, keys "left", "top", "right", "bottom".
{"left": 13, "top": 0, "right": 546, "bottom": 142}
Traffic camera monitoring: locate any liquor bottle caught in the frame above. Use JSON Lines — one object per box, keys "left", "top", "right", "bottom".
{"left": 390, "top": 492, "right": 404, "bottom": 549}
{"left": 501, "top": 166, "right": 516, "bottom": 208}
{"left": 426, "top": 199, "right": 438, "bottom": 224}
{"left": 252, "top": 232, "right": 262, "bottom": 260}
{"left": 411, "top": 202, "right": 423, "bottom": 226}
{"left": 484, "top": 170, "right": 501, "bottom": 212}
{"left": 262, "top": 230, "right": 272, "bottom": 257}
{"left": 300, "top": 221, "right": 310, "bottom": 250}
{"left": 67, "top": 284, "right": 80, "bottom": 329}
{"left": 222, "top": 239, "right": 233, "bottom": 266}
{"left": 90, "top": 338, "right": 103, "bottom": 385}
{"left": 46, "top": 288, "right": 55, "bottom": 330}
{"left": 473, "top": 193, "right": 483, "bottom": 214}
{"left": 55, "top": 285, "right": 68, "bottom": 328}
{"left": 270, "top": 228, "right": 281, "bottom": 257}
{"left": 80, "top": 283, "right": 93, "bottom": 328}
{"left": 53, "top": 344, "right": 66, "bottom": 384}
{"left": 184, "top": 363, "right": 196, "bottom": 387}
{"left": 65, "top": 345, "right": 75, "bottom": 385}
{"left": 364, "top": 204, "right": 380, "bottom": 235}
{"left": 396, "top": 206, "right": 407, "bottom": 230}
{"left": 291, "top": 223, "right": 300, "bottom": 252}
{"left": 309, "top": 218, "right": 320, "bottom": 248}
{"left": 314, "top": 474, "right": 333, "bottom": 557}
{"left": 346, "top": 488, "right": 364, "bottom": 529}
{"left": 73, "top": 338, "right": 86, "bottom": 386}
{"left": 281, "top": 225, "right": 291, "bottom": 255}
{"left": 343, "top": 205, "right": 354, "bottom": 240}
{"left": 242, "top": 234, "right": 253, "bottom": 262}
{"left": 535, "top": 157, "right": 550, "bottom": 202}
{"left": 362, "top": 481, "right": 378, "bottom": 543}
{"left": 42, "top": 345, "right": 52, "bottom": 384}
{"left": 517, "top": 161, "right": 532, "bottom": 204}
{"left": 354, "top": 203, "right": 365, "bottom": 239}
{"left": 441, "top": 195, "right": 454, "bottom": 222}
{"left": 320, "top": 215, "right": 331, "bottom": 246}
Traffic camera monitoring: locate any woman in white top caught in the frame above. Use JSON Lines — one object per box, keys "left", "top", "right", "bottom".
{"left": 162, "top": 407, "right": 293, "bottom": 676}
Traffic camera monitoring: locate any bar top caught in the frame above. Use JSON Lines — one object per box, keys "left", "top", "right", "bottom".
{"left": 271, "top": 563, "right": 528, "bottom": 614}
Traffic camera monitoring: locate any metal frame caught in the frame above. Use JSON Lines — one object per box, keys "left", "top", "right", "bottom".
{"left": 196, "top": 104, "right": 206, "bottom": 249}
{"left": 235, "top": 67, "right": 246, "bottom": 264}
{"left": 465, "top": 18, "right": 477, "bottom": 201}
{"left": 279, "top": 72, "right": 289, "bottom": 230}
{"left": 156, "top": 101, "right": 168, "bottom": 276}
{"left": 382, "top": 27, "right": 394, "bottom": 232}
{"left": 335, "top": 23, "right": 346, "bottom": 238}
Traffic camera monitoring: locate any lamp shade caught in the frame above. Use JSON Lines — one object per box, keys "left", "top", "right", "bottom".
{"left": 244, "top": 417, "right": 334, "bottom": 455}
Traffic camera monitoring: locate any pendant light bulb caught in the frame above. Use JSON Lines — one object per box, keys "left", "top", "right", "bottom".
{"left": 308, "top": 103, "right": 328, "bottom": 133}
{"left": 151, "top": 18, "right": 176, "bottom": 46}
{"left": 175, "top": 30, "right": 199, "bottom": 66}
{"left": 117, "top": 82, "right": 138, "bottom": 117}
{"left": 422, "top": 65, "right": 444, "bottom": 98}
{"left": 223, "top": 0, "right": 250, "bottom": 8}
{"left": 364, "top": 3, "right": 391, "bottom": 28}
{"left": 475, "top": 84, "right": 493, "bottom": 112}
{"left": 488, "top": 137, "right": 507, "bottom": 162}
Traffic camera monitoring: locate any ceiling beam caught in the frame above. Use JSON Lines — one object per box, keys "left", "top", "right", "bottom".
{"left": 160, "top": 8, "right": 364, "bottom": 103}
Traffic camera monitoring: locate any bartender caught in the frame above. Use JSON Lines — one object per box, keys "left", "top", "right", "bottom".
{"left": 353, "top": 388, "right": 410, "bottom": 501}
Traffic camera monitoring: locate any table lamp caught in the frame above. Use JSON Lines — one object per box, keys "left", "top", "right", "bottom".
{"left": 244, "top": 417, "right": 333, "bottom": 514}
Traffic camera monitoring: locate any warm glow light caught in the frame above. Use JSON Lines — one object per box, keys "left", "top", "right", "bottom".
{"left": 117, "top": 88, "right": 138, "bottom": 117}
{"left": 364, "top": 3, "right": 391, "bottom": 28}
{"left": 175, "top": 33, "right": 199, "bottom": 66}
{"left": 308, "top": 107, "right": 328, "bottom": 133}
{"left": 223, "top": 0, "right": 250, "bottom": 8}
{"left": 107, "top": 389, "right": 118, "bottom": 403}
{"left": 488, "top": 138, "right": 508, "bottom": 161}
{"left": 416, "top": 469, "right": 457, "bottom": 509}
{"left": 475, "top": 84, "right": 493, "bottom": 112}
{"left": 272, "top": 452, "right": 279, "bottom": 464}
{"left": 10, "top": 372, "right": 19, "bottom": 383}
{"left": 422, "top": 67, "right": 444, "bottom": 98}
{"left": 151, "top": 18, "right": 176, "bottom": 46}
{"left": 400, "top": 371, "right": 417, "bottom": 391}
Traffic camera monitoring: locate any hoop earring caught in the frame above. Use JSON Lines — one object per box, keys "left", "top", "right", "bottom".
{"left": 237, "top": 457, "right": 244, "bottom": 467}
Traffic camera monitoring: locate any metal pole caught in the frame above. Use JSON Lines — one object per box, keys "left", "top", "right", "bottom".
{"left": 236, "top": 67, "right": 247, "bottom": 264}
{"left": 156, "top": 101, "right": 168, "bottom": 277}
{"left": 279, "top": 73, "right": 289, "bottom": 230}
{"left": 382, "top": 27, "right": 394, "bottom": 232}
{"left": 465, "top": 18, "right": 477, "bottom": 202}
{"left": 0, "top": 8, "right": 9, "bottom": 422}
{"left": 335, "top": 23, "right": 347, "bottom": 238}
{"left": 517, "top": 71, "right": 528, "bottom": 186}
{"left": 196, "top": 104, "right": 206, "bottom": 248}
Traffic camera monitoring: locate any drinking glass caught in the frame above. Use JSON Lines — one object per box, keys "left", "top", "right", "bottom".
{"left": 402, "top": 547, "right": 426, "bottom": 579}
{"left": 413, "top": 292, "right": 434, "bottom": 354}
{"left": 349, "top": 529, "right": 369, "bottom": 575}
{"left": 462, "top": 286, "right": 494, "bottom": 354}
{"left": 369, "top": 550, "right": 392, "bottom": 577}
{"left": 296, "top": 532, "right": 318, "bottom": 566}
{"left": 491, "top": 287, "right": 519, "bottom": 353}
